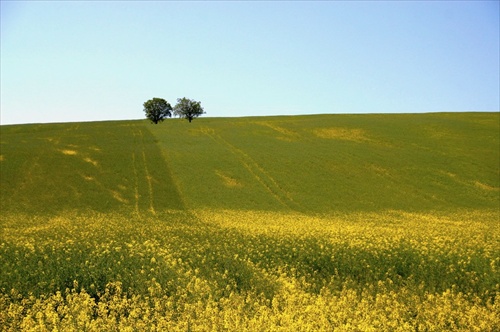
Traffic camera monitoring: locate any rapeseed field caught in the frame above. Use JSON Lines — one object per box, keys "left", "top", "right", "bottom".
{"left": 1, "top": 113, "right": 499, "bottom": 330}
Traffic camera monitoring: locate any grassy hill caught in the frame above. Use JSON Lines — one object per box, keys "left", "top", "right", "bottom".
{"left": 1, "top": 113, "right": 499, "bottom": 330}
{"left": 1, "top": 113, "right": 498, "bottom": 215}
{"left": 1, "top": 121, "right": 184, "bottom": 215}
{"left": 151, "top": 112, "right": 499, "bottom": 213}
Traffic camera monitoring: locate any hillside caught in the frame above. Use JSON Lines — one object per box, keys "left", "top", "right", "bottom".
{"left": 1, "top": 113, "right": 498, "bottom": 215}
{"left": 152, "top": 112, "right": 500, "bottom": 213}
{"left": 1, "top": 113, "right": 499, "bottom": 330}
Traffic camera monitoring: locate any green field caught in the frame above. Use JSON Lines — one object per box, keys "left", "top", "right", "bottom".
{"left": 1, "top": 113, "right": 499, "bottom": 330}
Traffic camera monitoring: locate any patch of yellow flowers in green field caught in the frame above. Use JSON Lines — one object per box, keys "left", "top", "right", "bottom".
{"left": 1, "top": 209, "right": 499, "bottom": 330}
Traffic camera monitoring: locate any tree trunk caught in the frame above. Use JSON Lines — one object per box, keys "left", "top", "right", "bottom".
{"left": 188, "top": 117, "right": 192, "bottom": 123}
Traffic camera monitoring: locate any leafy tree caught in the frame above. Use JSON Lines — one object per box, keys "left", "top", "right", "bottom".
{"left": 143, "top": 98, "right": 172, "bottom": 124}
{"left": 173, "top": 97, "right": 205, "bottom": 123}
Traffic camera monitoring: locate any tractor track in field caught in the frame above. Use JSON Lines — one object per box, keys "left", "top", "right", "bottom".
{"left": 201, "top": 127, "right": 304, "bottom": 213}
{"left": 132, "top": 127, "right": 156, "bottom": 216}
{"left": 131, "top": 151, "right": 141, "bottom": 216}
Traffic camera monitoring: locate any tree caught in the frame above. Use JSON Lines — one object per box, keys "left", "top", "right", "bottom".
{"left": 173, "top": 97, "right": 205, "bottom": 123}
{"left": 143, "top": 98, "right": 172, "bottom": 124}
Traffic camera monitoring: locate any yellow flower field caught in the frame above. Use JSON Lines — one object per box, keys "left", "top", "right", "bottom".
{"left": 1, "top": 209, "right": 498, "bottom": 331}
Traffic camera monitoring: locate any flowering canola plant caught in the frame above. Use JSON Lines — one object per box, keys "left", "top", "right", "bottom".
{"left": 1, "top": 209, "right": 499, "bottom": 331}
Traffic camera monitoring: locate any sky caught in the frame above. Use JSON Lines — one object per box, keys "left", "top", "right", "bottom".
{"left": 1, "top": 1, "right": 499, "bottom": 125}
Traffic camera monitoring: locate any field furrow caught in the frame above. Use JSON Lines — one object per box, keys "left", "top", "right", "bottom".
{"left": 201, "top": 126, "right": 302, "bottom": 212}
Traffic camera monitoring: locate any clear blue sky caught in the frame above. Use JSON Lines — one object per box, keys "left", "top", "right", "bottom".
{"left": 1, "top": 1, "right": 499, "bottom": 125}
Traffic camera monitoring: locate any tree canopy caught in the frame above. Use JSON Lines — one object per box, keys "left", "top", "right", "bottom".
{"left": 173, "top": 97, "right": 205, "bottom": 123}
{"left": 143, "top": 98, "right": 172, "bottom": 124}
